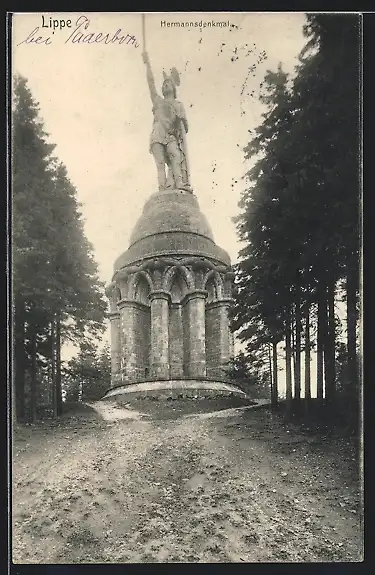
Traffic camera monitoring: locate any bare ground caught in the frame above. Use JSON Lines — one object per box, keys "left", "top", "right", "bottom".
{"left": 12, "top": 398, "right": 363, "bottom": 564}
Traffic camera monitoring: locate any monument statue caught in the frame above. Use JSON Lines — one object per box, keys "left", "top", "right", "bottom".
{"left": 105, "top": 15, "right": 237, "bottom": 396}
{"left": 142, "top": 51, "right": 192, "bottom": 192}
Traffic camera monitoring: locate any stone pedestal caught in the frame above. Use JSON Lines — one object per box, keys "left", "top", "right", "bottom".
{"left": 107, "top": 189, "right": 235, "bottom": 389}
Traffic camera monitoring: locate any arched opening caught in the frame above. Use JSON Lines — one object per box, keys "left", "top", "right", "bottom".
{"left": 115, "top": 287, "right": 121, "bottom": 301}
{"left": 169, "top": 271, "right": 188, "bottom": 378}
{"left": 133, "top": 275, "right": 151, "bottom": 380}
{"left": 170, "top": 272, "right": 188, "bottom": 303}
{"left": 205, "top": 276, "right": 219, "bottom": 378}
{"left": 109, "top": 287, "right": 122, "bottom": 385}
{"left": 134, "top": 274, "right": 151, "bottom": 305}
{"left": 110, "top": 286, "right": 122, "bottom": 313}
{"left": 206, "top": 277, "right": 218, "bottom": 304}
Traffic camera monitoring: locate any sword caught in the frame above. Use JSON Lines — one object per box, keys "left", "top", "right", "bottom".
{"left": 179, "top": 120, "right": 191, "bottom": 190}
{"left": 142, "top": 13, "right": 146, "bottom": 52}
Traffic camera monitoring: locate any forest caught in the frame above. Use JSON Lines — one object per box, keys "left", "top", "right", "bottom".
{"left": 230, "top": 14, "right": 360, "bottom": 425}
{"left": 12, "top": 74, "right": 109, "bottom": 422}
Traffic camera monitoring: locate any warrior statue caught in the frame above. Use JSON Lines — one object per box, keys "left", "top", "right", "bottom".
{"left": 142, "top": 51, "right": 192, "bottom": 192}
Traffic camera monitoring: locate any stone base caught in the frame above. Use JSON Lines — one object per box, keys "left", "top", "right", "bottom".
{"left": 102, "top": 379, "right": 247, "bottom": 401}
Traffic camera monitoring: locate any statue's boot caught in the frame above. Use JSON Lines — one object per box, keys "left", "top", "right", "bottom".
{"left": 181, "top": 183, "right": 193, "bottom": 192}
{"left": 174, "top": 175, "right": 192, "bottom": 192}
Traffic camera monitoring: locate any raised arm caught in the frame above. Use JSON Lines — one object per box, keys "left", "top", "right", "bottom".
{"left": 142, "top": 51, "right": 157, "bottom": 103}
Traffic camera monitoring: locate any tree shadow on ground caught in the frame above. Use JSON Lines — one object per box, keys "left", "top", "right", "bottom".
{"left": 13, "top": 401, "right": 106, "bottom": 442}
{"left": 115, "top": 396, "right": 257, "bottom": 421}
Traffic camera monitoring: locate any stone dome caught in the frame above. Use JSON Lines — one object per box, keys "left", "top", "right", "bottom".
{"left": 114, "top": 189, "right": 231, "bottom": 273}
{"left": 130, "top": 189, "right": 214, "bottom": 244}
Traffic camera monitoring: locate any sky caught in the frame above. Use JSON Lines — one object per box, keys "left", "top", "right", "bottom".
{"left": 12, "top": 12, "right": 312, "bottom": 393}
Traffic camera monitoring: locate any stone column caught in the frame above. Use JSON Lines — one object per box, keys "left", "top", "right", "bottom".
{"left": 186, "top": 290, "right": 207, "bottom": 378}
{"left": 169, "top": 303, "right": 184, "bottom": 378}
{"left": 205, "top": 303, "right": 216, "bottom": 378}
{"left": 150, "top": 290, "right": 170, "bottom": 379}
{"left": 229, "top": 324, "right": 235, "bottom": 360}
{"left": 109, "top": 311, "right": 121, "bottom": 387}
{"left": 210, "top": 298, "right": 234, "bottom": 377}
{"left": 118, "top": 300, "right": 137, "bottom": 382}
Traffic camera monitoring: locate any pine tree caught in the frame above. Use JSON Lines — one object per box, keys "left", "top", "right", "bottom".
{"left": 233, "top": 14, "right": 360, "bottom": 420}
{"left": 12, "top": 74, "right": 108, "bottom": 421}
{"left": 64, "top": 342, "right": 111, "bottom": 403}
{"left": 233, "top": 64, "right": 297, "bottom": 410}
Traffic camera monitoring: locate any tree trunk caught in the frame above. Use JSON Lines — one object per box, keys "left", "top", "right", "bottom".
{"left": 304, "top": 304, "right": 311, "bottom": 402}
{"left": 271, "top": 339, "right": 278, "bottom": 409}
{"left": 56, "top": 317, "right": 63, "bottom": 416}
{"left": 14, "top": 299, "right": 26, "bottom": 421}
{"left": 51, "top": 319, "right": 57, "bottom": 418}
{"left": 285, "top": 310, "right": 293, "bottom": 417}
{"left": 291, "top": 314, "right": 296, "bottom": 397}
{"left": 346, "top": 267, "right": 358, "bottom": 397}
{"left": 30, "top": 325, "right": 38, "bottom": 424}
{"left": 325, "top": 277, "right": 336, "bottom": 407}
{"left": 294, "top": 301, "right": 302, "bottom": 402}
{"left": 268, "top": 342, "right": 273, "bottom": 392}
{"left": 14, "top": 328, "right": 25, "bottom": 422}
{"left": 323, "top": 287, "right": 330, "bottom": 402}
{"left": 12, "top": 339, "right": 18, "bottom": 428}
{"left": 317, "top": 294, "right": 325, "bottom": 400}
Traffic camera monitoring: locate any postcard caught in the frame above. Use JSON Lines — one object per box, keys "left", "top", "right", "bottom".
{"left": 10, "top": 11, "right": 363, "bottom": 565}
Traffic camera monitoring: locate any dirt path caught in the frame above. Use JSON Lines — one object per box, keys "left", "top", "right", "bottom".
{"left": 12, "top": 399, "right": 363, "bottom": 563}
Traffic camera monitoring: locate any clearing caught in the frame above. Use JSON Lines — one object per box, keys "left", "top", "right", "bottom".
{"left": 12, "top": 398, "right": 363, "bottom": 563}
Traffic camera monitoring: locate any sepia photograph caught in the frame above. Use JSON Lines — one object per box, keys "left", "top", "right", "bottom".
{"left": 9, "top": 11, "right": 363, "bottom": 564}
